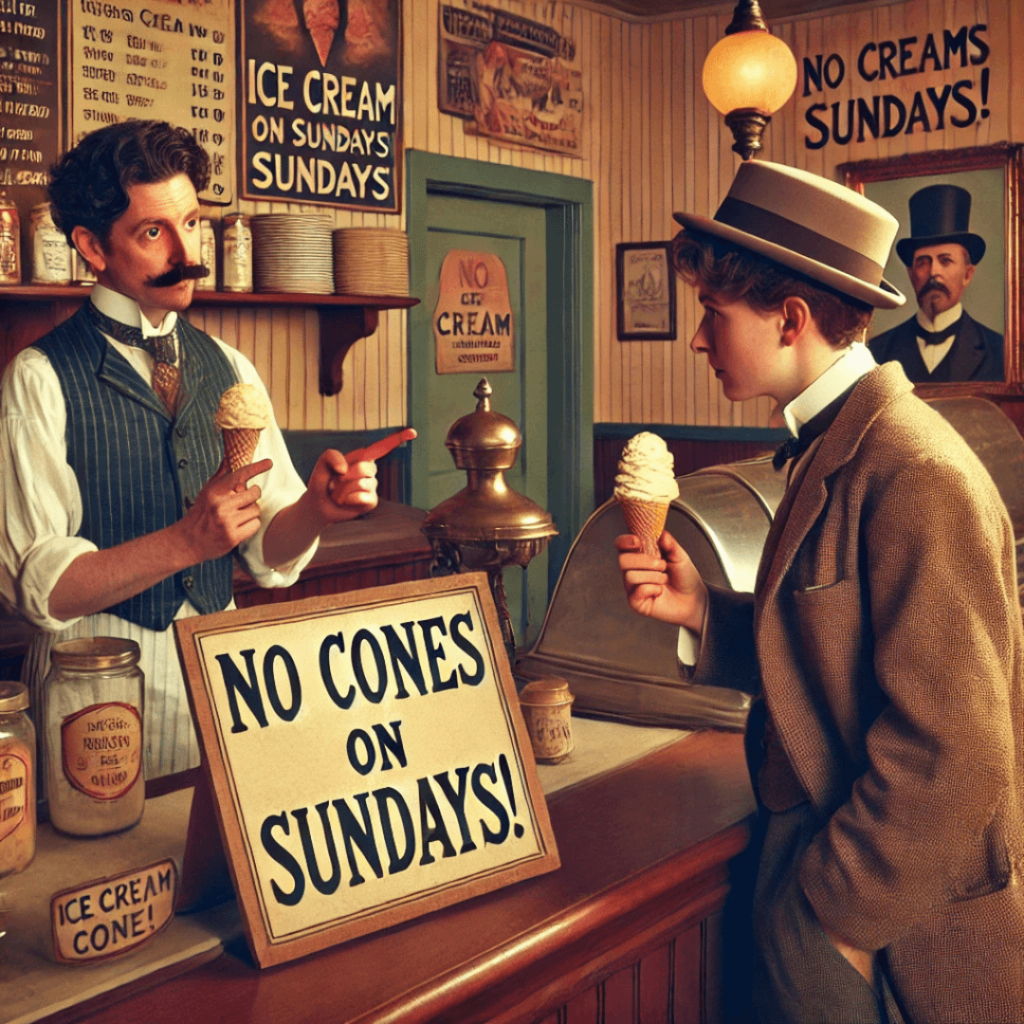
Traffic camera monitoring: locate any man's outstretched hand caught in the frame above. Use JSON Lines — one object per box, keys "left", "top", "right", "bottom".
{"left": 313, "top": 427, "right": 418, "bottom": 524}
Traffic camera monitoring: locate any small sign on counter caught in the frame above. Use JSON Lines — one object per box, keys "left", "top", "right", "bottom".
{"left": 50, "top": 858, "right": 178, "bottom": 964}
{"left": 175, "top": 574, "right": 559, "bottom": 969}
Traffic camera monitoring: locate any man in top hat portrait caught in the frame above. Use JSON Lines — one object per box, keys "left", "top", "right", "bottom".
{"left": 617, "top": 159, "right": 1024, "bottom": 1024}
{"left": 868, "top": 183, "right": 1004, "bottom": 383}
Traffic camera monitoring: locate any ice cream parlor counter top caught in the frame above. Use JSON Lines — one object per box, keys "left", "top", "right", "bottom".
{"left": 1, "top": 717, "right": 755, "bottom": 1024}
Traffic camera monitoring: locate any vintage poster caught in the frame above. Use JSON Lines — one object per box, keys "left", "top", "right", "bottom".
{"left": 438, "top": 2, "right": 582, "bottom": 157}
{"left": 0, "top": 0, "right": 60, "bottom": 229}
{"left": 68, "top": 0, "right": 234, "bottom": 204}
{"left": 433, "top": 249, "right": 514, "bottom": 374}
{"left": 241, "top": 0, "right": 401, "bottom": 211}
{"left": 616, "top": 242, "right": 676, "bottom": 341}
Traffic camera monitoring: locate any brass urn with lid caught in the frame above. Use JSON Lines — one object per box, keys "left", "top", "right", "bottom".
{"left": 422, "top": 379, "right": 557, "bottom": 662}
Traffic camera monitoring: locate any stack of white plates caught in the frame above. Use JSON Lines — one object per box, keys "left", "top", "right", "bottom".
{"left": 333, "top": 228, "right": 409, "bottom": 297}
{"left": 252, "top": 214, "right": 334, "bottom": 294}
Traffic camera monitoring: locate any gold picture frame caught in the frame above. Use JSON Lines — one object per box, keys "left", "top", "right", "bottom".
{"left": 840, "top": 143, "right": 1024, "bottom": 396}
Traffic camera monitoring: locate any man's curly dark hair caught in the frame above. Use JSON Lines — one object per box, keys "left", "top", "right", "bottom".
{"left": 47, "top": 120, "right": 211, "bottom": 246}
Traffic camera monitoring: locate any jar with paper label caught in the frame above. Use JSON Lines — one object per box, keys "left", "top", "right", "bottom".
{"left": 222, "top": 212, "right": 252, "bottom": 292}
{"left": 0, "top": 191, "right": 21, "bottom": 285}
{"left": 44, "top": 638, "right": 145, "bottom": 837}
{"left": 0, "top": 682, "right": 36, "bottom": 877}
{"left": 30, "top": 203, "right": 72, "bottom": 285}
{"left": 196, "top": 218, "right": 216, "bottom": 290}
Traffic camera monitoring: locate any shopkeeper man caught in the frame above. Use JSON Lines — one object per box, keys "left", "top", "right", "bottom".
{"left": 0, "top": 119, "right": 414, "bottom": 779}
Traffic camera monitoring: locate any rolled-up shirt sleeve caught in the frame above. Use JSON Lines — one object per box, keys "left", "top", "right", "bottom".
{"left": 218, "top": 343, "right": 318, "bottom": 587}
{"left": 0, "top": 348, "right": 98, "bottom": 632}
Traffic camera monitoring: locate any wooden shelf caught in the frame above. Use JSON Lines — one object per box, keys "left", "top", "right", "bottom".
{"left": 0, "top": 285, "right": 420, "bottom": 396}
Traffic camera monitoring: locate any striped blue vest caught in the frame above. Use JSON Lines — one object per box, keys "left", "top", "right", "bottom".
{"left": 35, "top": 304, "right": 238, "bottom": 630}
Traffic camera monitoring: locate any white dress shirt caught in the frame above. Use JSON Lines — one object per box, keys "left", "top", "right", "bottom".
{"left": 914, "top": 302, "right": 963, "bottom": 375}
{"left": 678, "top": 342, "right": 878, "bottom": 666}
{"left": 0, "top": 285, "right": 317, "bottom": 778}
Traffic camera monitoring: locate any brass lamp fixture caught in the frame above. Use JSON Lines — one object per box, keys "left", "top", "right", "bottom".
{"left": 421, "top": 379, "right": 557, "bottom": 667}
{"left": 702, "top": 0, "right": 797, "bottom": 160}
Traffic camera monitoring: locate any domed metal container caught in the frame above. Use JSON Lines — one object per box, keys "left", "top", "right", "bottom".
{"left": 515, "top": 393, "right": 1024, "bottom": 732}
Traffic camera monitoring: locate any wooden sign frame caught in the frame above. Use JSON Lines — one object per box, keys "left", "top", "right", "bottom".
{"left": 175, "top": 574, "right": 558, "bottom": 968}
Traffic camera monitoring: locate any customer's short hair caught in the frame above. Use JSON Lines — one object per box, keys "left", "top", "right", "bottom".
{"left": 48, "top": 120, "right": 211, "bottom": 246}
{"left": 672, "top": 230, "right": 874, "bottom": 347}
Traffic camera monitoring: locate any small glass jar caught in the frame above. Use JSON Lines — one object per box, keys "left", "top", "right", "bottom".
{"left": 0, "top": 681, "right": 36, "bottom": 877}
{"left": 222, "top": 212, "right": 252, "bottom": 292}
{"left": 518, "top": 677, "right": 574, "bottom": 764}
{"left": 71, "top": 247, "right": 97, "bottom": 286}
{"left": 0, "top": 191, "right": 21, "bottom": 286}
{"left": 196, "top": 218, "right": 216, "bottom": 291}
{"left": 30, "top": 202, "right": 72, "bottom": 285}
{"left": 44, "top": 638, "right": 145, "bottom": 837}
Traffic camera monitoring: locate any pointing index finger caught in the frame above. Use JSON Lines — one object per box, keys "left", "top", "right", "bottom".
{"left": 346, "top": 427, "right": 417, "bottom": 464}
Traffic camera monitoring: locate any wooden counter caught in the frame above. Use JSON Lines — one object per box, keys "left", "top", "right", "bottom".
{"left": 45, "top": 729, "right": 756, "bottom": 1024}
{"left": 232, "top": 500, "right": 434, "bottom": 607}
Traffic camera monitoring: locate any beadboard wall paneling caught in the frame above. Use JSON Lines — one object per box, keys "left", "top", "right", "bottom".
{"left": 195, "top": 0, "right": 1022, "bottom": 432}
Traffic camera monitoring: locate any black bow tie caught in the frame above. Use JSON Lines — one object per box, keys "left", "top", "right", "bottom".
{"left": 773, "top": 380, "right": 860, "bottom": 471}
{"left": 918, "top": 316, "right": 962, "bottom": 346}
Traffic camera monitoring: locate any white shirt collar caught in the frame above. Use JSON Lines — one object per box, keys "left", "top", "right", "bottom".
{"left": 915, "top": 302, "right": 963, "bottom": 335}
{"left": 91, "top": 283, "right": 179, "bottom": 337}
{"left": 782, "top": 342, "right": 877, "bottom": 437}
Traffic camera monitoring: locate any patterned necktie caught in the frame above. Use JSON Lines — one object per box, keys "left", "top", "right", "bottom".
{"left": 918, "top": 316, "right": 962, "bottom": 346}
{"left": 86, "top": 302, "right": 183, "bottom": 415}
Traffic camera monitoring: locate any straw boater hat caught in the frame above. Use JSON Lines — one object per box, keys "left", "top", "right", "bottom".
{"left": 673, "top": 160, "right": 906, "bottom": 310}
{"left": 894, "top": 183, "right": 986, "bottom": 267}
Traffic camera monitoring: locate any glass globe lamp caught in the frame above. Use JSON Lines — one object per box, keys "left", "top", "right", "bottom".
{"left": 702, "top": 1, "right": 797, "bottom": 160}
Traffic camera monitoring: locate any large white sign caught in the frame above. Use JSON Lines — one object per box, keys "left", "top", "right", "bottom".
{"left": 175, "top": 574, "right": 558, "bottom": 968}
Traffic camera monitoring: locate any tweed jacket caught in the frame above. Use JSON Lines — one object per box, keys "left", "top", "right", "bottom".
{"left": 869, "top": 309, "right": 1004, "bottom": 383}
{"left": 692, "top": 362, "right": 1024, "bottom": 1023}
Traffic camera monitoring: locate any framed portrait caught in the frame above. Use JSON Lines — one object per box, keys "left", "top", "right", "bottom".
{"left": 839, "top": 144, "right": 1023, "bottom": 395}
{"left": 616, "top": 242, "right": 677, "bottom": 341}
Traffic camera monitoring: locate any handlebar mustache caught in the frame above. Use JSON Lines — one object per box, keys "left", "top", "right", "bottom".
{"left": 147, "top": 264, "right": 210, "bottom": 288}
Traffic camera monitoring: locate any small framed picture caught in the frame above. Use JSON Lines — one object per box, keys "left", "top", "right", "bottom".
{"left": 616, "top": 242, "right": 677, "bottom": 341}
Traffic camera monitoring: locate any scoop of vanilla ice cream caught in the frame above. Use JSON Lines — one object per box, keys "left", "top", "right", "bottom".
{"left": 614, "top": 431, "right": 679, "bottom": 503}
{"left": 214, "top": 383, "right": 271, "bottom": 430}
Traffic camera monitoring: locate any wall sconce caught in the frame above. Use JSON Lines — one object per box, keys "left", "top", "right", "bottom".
{"left": 702, "top": 0, "right": 797, "bottom": 160}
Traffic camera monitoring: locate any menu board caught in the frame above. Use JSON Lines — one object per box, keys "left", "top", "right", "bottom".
{"left": 0, "top": 0, "right": 60, "bottom": 217}
{"left": 68, "top": 0, "right": 234, "bottom": 204}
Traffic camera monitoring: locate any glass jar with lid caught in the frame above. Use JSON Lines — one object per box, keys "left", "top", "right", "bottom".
{"left": 30, "top": 202, "right": 72, "bottom": 285}
{"left": 222, "top": 212, "right": 252, "bottom": 292}
{"left": 44, "top": 638, "right": 145, "bottom": 837}
{"left": 0, "top": 681, "right": 36, "bottom": 876}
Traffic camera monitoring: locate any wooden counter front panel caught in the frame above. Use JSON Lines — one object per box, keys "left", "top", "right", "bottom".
{"left": 61, "top": 731, "right": 755, "bottom": 1024}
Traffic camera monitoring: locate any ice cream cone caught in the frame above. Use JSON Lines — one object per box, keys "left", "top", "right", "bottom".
{"left": 223, "top": 427, "right": 261, "bottom": 472}
{"left": 619, "top": 496, "right": 669, "bottom": 557}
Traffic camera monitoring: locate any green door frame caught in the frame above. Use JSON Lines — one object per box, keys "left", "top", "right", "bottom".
{"left": 406, "top": 149, "right": 594, "bottom": 596}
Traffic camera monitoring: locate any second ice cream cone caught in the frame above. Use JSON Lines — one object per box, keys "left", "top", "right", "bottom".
{"left": 619, "top": 497, "right": 669, "bottom": 556}
{"left": 223, "top": 427, "right": 261, "bottom": 472}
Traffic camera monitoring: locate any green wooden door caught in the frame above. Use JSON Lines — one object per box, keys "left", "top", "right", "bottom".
{"left": 418, "top": 193, "right": 548, "bottom": 648}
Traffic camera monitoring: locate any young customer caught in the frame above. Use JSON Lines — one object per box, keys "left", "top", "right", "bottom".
{"left": 618, "top": 159, "right": 1024, "bottom": 1024}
